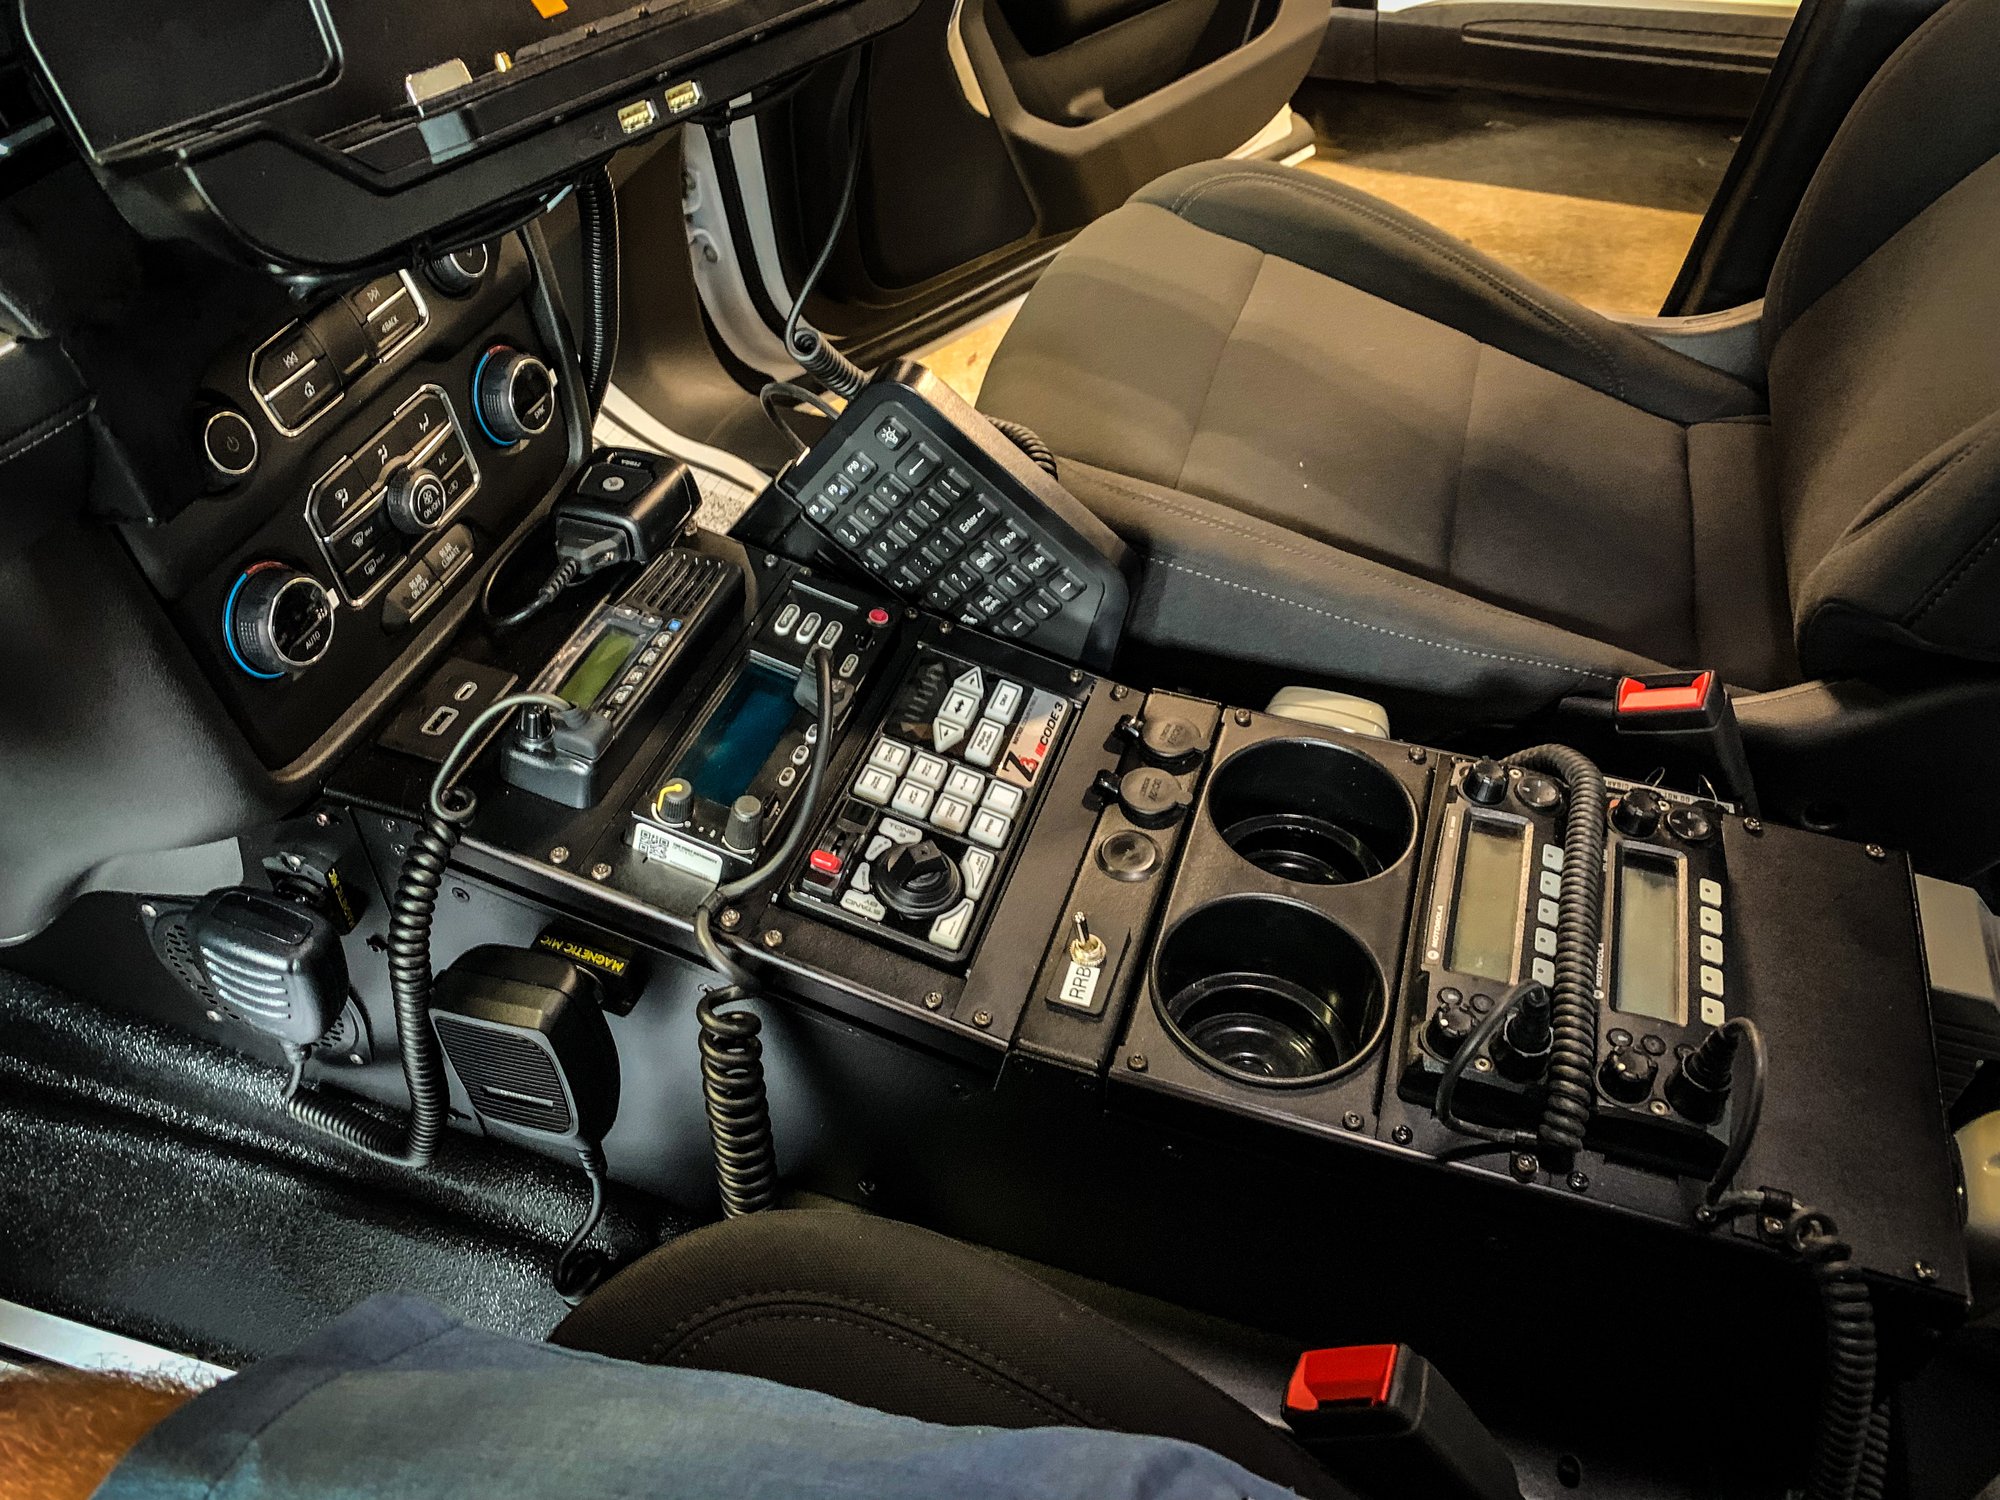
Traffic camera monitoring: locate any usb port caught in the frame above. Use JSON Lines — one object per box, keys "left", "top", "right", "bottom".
{"left": 420, "top": 705, "right": 460, "bottom": 738}
{"left": 664, "top": 80, "right": 703, "bottom": 115}
{"left": 617, "top": 99, "right": 660, "bottom": 135}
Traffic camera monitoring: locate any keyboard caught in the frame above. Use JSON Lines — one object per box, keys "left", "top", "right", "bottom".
{"left": 778, "top": 362, "right": 1131, "bottom": 670}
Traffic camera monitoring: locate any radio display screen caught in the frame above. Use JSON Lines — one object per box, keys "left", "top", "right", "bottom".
{"left": 1613, "top": 850, "right": 1685, "bottom": 1023}
{"left": 559, "top": 630, "right": 639, "bottom": 708}
{"left": 1447, "top": 817, "right": 1527, "bottom": 982}
{"left": 680, "top": 664, "right": 798, "bottom": 808}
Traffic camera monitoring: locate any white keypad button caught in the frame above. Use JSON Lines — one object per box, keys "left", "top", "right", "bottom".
{"left": 966, "top": 718, "right": 1007, "bottom": 768}
{"left": 1700, "top": 965, "right": 1725, "bottom": 997}
{"left": 1536, "top": 898, "right": 1559, "bottom": 927}
{"left": 1542, "top": 845, "right": 1564, "bottom": 871}
{"left": 850, "top": 863, "right": 872, "bottom": 893}
{"left": 818, "top": 621, "right": 843, "bottom": 650}
{"left": 1531, "top": 957, "right": 1556, "bottom": 986}
{"left": 969, "top": 809, "right": 1011, "bottom": 848}
{"left": 981, "top": 781, "right": 1024, "bottom": 817}
{"left": 855, "top": 767, "right": 896, "bottom": 804}
{"left": 945, "top": 767, "right": 984, "bottom": 802}
{"left": 1539, "top": 871, "right": 1562, "bottom": 899}
{"left": 879, "top": 818, "right": 922, "bottom": 845}
{"left": 868, "top": 739, "right": 911, "bottom": 775}
{"left": 939, "top": 688, "right": 980, "bottom": 726}
{"left": 987, "top": 681, "right": 1023, "bottom": 721}
{"left": 840, "top": 888, "right": 887, "bottom": 921}
{"left": 952, "top": 667, "right": 984, "bottom": 698}
{"left": 931, "top": 794, "right": 974, "bottom": 835}
{"left": 891, "top": 780, "right": 936, "bottom": 820}
{"left": 962, "top": 847, "right": 995, "bottom": 900}
{"left": 795, "top": 611, "right": 822, "bottom": 643}
{"left": 929, "top": 899, "right": 976, "bottom": 952}
{"left": 933, "top": 718, "right": 966, "bottom": 753}
{"left": 1699, "top": 906, "right": 1723, "bottom": 936}
{"left": 1700, "top": 996, "right": 1726, "bottom": 1025}
{"left": 908, "top": 753, "right": 948, "bottom": 789}
{"left": 1533, "top": 927, "right": 1557, "bottom": 956}
{"left": 774, "top": 603, "right": 800, "bottom": 634}
{"left": 1698, "top": 877, "right": 1723, "bottom": 907}
{"left": 1699, "top": 934, "right": 1723, "bottom": 964}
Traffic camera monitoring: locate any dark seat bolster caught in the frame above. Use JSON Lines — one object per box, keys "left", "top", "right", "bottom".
{"left": 1133, "top": 161, "right": 1764, "bottom": 426}
{"left": 554, "top": 1210, "right": 1355, "bottom": 1500}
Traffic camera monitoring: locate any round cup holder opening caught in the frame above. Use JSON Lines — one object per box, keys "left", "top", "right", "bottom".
{"left": 1153, "top": 897, "right": 1386, "bottom": 1087}
{"left": 1208, "top": 739, "right": 1415, "bottom": 886}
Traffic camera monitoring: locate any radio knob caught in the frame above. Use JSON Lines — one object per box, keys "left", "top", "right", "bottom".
{"left": 1598, "top": 1046, "right": 1659, "bottom": 1104}
{"left": 1461, "top": 758, "right": 1509, "bottom": 806}
{"left": 383, "top": 464, "right": 449, "bottom": 534}
{"left": 225, "top": 564, "right": 335, "bottom": 678}
{"left": 474, "top": 345, "right": 557, "bottom": 444}
{"left": 425, "top": 242, "right": 492, "bottom": 297}
{"left": 723, "top": 795, "right": 764, "bottom": 854}
{"left": 1611, "top": 788, "right": 1666, "bottom": 839}
{"left": 1426, "top": 996, "right": 1474, "bottom": 1058}
{"left": 655, "top": 778, "right": 694, "bottom": 827}
{"left": 1666, "top": 802, "right": 1719, "bottom": 845}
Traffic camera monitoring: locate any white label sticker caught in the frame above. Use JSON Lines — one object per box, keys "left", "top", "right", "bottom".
{"left": 1052, "top": 961, "right": 1103, "bottom": 1012}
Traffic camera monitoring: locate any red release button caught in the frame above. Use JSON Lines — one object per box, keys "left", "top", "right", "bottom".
{"left": 1616, "top": 671, "right": 1715, "bottom": 715}
{"left": 809, "top": 849, "right": 843, "bottom": 876}
{"left": 867, "top": 606, "right": 891, "bottom": 627}
{"left": 1285, "top": 1345, "right": 1399, "bottom": 1412}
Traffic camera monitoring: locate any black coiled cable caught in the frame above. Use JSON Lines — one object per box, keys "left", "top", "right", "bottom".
{"left": 988, "top": 416, "right": 1059, "bottom": 477}
{"left": 693, "top": 901, "right": 779, "bottom": 1217}
{"left": 1503, "top": 745, "right": 1607, "bottom": 1156}
{"left": 285, "top": 694, "right": 571, "bottom": 1168}
{"left": 1702, "top": 1191, "right": 1882, "bottom": 1500}
{"left": 690, "top": 649, "right": 835, "bottom": 1217}
{"left": 575, "top": 164, "right": 621, "bottom": 414}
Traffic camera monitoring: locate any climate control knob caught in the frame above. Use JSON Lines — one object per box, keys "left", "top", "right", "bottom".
{"left": 474, "top": 345, "right": 556, "bottom": 444}
{"left": 383, "top": 464, "right": 449, "bottom": 534}
{"left": 225, "top": 564, "right": 335, "bottom": 678}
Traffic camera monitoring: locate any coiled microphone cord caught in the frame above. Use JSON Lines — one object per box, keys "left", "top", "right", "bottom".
{"left": 692, "top": 648, "right": 835, "bottom": 1216}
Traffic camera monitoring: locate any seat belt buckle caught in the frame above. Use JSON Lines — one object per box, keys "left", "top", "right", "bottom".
{"left": 1611, "top": 671, "right": 1759, "bottom": 816}
{"left": 1281, "top": 1344, "right": 1521, "bottom": 1500}
{"left": 1614, "top": 670, "right": 1723, "bottom": 733}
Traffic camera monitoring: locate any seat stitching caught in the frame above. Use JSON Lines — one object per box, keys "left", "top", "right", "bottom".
{"left": 669, "top": 1312, "right": 1089, "bottom": 1425}
{"left": 0, "top": 408, "right": 86, "bottom": 469}
{"left": 1152, "top": 557, "right": 1620, "bottom": 681}
{"left": 1174, "top": 250, "right": 1264, "bottom": 491}
{"left": 1073, "top": 465, "right": 1610, "bottom": 635}
{"left": 633, "top": 1288, "right": 1112, "bottom": 1424}
{"left": 1159, "top": 170, "right": 1626, "bottom": 401}
{"left": 1910, "top": 515, "right": 2000, "bottom": 625}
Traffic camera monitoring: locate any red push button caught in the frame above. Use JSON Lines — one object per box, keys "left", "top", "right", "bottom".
{"left": 1616, "top": 671, "right": 1714, "bottom": 716}
{"left": 1285, "top": 1345, "right": 1399, "bottom": 1412}
{"left": 809, "top": 849, "right": 843, "bottom": 876}
{"left": 867, "top": 606, "right": 891, "bottom": 626}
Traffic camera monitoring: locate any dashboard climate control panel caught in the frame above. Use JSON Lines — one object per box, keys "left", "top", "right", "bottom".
{"left": 306, "top": 386, "right": 480, "bottom": 611}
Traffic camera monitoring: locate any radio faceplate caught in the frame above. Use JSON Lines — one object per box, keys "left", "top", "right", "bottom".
{"left": 625, "top": 577, "right": 898, "bottom": 885}
{"left": 1399, "top": 757, "right": 1736, "bottom": 1173}
{"left": 502, "top": 548, "right": 740, "bottom": 808}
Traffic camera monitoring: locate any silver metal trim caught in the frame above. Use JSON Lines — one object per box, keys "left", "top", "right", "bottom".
{"left": 202, "top": 407, "right": 260, "bottom": 477}
{"left": 264, "top": 573, "right": 338, "bottom": 670}
{"left": 307, "top": 383, "right": 483, "bottom": 608}
{"left": 0, "top": 1296, "right": 230, "bottom": 1382}
{"left": 249, "top": 270, "right": 433, "bottom": 440}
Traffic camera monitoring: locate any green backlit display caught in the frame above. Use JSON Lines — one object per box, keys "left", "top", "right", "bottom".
{"left": 1447, "top": 817, "right": 1526, "bottom": 982}
{"left": 559, "top": 630, "right": 638, "bottom": 709}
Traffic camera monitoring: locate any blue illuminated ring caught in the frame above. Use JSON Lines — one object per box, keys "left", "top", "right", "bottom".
{"left": 470, "top": 347, "right": 515, "bottom": 448}
{"left": 222, "top": 569, "right": 284, "bottom": 679}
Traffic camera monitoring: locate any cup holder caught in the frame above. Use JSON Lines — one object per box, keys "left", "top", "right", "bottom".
{"left": 1207, "top": 739, "right": 1415, "bottom": 886}
{"left": 1153, "top": 897, "right": 1386, "bottom": 1086}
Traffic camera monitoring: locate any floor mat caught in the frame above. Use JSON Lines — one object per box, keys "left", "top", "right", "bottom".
{"left": 0, "top": 971, "right": 691, "bottom": 1366}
